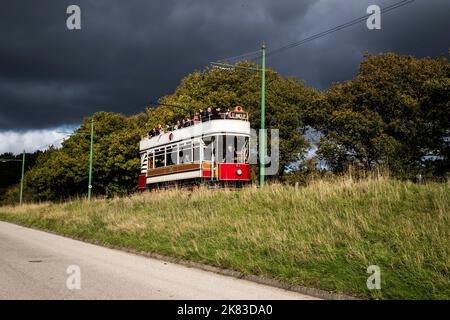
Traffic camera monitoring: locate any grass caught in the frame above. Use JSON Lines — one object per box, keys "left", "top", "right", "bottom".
{"left": 0, "top": 177, "right": 449, "bottom": 299}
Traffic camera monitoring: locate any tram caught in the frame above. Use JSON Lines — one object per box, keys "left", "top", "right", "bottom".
{"left": 138, "top": 106, "right": 251, "bottom": 190}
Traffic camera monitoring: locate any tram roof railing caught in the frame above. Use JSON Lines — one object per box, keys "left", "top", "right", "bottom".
{"left": 142, "top": 110, "right": 249, "bottom": 141}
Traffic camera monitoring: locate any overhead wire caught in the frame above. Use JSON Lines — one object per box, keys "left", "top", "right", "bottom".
{"left": 265, "top": 0, "right": 415, "bottom": 59}
{"left": 214, "top": 0, "right": 415, "bottom": 64}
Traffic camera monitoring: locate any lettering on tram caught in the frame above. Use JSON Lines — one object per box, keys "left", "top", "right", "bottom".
{"left": 138, "top": 106, "right": 251, "bottom": 189}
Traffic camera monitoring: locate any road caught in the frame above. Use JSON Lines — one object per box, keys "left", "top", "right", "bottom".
{"left": 0, "top": 221, "right": 317, "bottom": 300}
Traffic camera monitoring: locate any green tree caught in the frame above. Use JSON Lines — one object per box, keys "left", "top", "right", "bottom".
{"left": 25, "top": 112, "right": 141, "bottom": 201}
{"left": 316, "top": 53, "right": 450, "bottom": 178}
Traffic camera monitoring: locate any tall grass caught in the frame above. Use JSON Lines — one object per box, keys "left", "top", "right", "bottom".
{"left": 0, "top": 177, "right": 449, "bottom": 299}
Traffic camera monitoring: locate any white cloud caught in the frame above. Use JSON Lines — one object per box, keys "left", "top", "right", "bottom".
{"left": 0, "top": 126, "right": 76, "bottom": 155}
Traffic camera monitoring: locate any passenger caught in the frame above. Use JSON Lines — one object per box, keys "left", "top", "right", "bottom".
{"left": 155, "top": 124, "right": 163, "bottom": 135}
{"left": 175, "top": 120, "right": 181, "bottom": 130}
{"left": 226, "top": 108, "right": 232, "bottom": 119}
{"left": 193, "top": 113, "right": 200, "bottom": 124}
{"left": 200, "top": 109, "right": 207, "bottom": 122}
{"left": 206, "top": 107, "right": 213, "bottom": 121}
{"left": 212, "top": 107, "right": 221, "bottom": 120}
{"left": 184, "top": 117, "right": 191, "bottom": 127}
{"left": 226, "top": 144, "right": 237, "bottom": 163}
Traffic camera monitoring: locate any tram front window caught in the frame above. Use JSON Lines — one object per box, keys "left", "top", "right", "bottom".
{"left": 219, "top": 135, "right": 249, "bottom": 163}
{"left": 237, "top": 136, "right": 249, "bottom": 163}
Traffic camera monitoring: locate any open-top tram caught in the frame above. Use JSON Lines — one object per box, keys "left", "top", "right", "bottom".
{"left": 138, "top": 106, "right": 251, "bottom": 190}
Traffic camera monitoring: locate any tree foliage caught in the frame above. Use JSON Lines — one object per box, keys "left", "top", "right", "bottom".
{"left": 24, "top": 112, "right": 141, "bottom": 201}
{"left": 0, "top": 151, "right": 41, "bottom": 204}
{"left": 315, "top": 53, "right": 450, "bottom": 178}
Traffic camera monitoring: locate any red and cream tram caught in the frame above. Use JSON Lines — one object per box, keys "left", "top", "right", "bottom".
{"left": 138, "top": 106, "right": 251, "bottom": 190}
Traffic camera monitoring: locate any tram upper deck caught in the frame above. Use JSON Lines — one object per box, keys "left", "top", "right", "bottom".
{"left": 140, "top": 117, "right": 250, "bottom": 151}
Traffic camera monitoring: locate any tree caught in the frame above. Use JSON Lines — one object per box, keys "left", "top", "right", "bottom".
{"left": 0, "top": 151, "right": 41, "bottom": 204}
{"left": 316, "top": 53, "right": 450, "bottom": 178}
{"left": 25, "top": 112, "right": 141, "bottom": 201}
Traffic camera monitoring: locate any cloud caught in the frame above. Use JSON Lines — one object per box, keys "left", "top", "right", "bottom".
{"left": 0, "top": 0, "right": 448, "bottom": 135}
{"left": 0, "top": 126, "right": 76, "bottom": 155}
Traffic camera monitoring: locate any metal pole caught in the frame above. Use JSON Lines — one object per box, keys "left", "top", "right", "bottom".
{"left": 88, "top": 119, "right": 94, "bottom": 201}
{"left": 259, "top": 44, "right": 266, "bottom": 188}
{"left": 19, "top": 150, "right": 25, "bottom": 205}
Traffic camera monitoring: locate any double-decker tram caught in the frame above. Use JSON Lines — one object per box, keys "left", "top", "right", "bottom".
{"left": 138, "top": 106, "right": 251, "bottom": 190}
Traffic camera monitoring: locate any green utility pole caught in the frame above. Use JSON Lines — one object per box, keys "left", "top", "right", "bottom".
{"left": 19, "top": 150, "right": 25, "bottom": 205}
{"left": 88, "top": 119, "right": 94, "bottom": 201}
{"left": 259, "top": 44, "right": 266, "bottom": 188}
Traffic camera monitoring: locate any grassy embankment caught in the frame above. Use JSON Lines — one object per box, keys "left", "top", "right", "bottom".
{"left": 0, "top": 177, "right": 448, "bottom": 299}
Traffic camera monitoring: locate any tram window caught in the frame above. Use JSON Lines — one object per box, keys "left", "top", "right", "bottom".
{"left": 219, "top": 135, "right": 236, "bottom": 163}
{"left": 179, "top": 142, "right": 192, "bottom": 164}
{"left": 193, "top": 142, "right": 200, "bottom": 162}
{"left": 147, "top": 151, "right": 155, "bottom": 169}
{"left": 218, "top": 135, "right": 249, "bottom": 163}
{"left": 148, "top": 154, "right": 154, "bottom": 169}
{"left": 230, "top": 136, "right": 238, "bottom": 163}
{"left": 216, "top": 135, "right": 224, "bottom": 163}
{"left": 203, "top": 136, "right": 214, "bottom": 161}
{"left": 236, "top": 136, "right": 249, "bottom": 163}
{"left": 166, "top": 145, "right": 177, "bottom": 166}
{"left": 155, "top": 149, "right": 165, "bottom": 168}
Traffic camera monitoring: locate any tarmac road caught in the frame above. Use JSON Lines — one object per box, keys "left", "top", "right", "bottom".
{"left": 0, "top": 221, "right": 317, "bottom": 300}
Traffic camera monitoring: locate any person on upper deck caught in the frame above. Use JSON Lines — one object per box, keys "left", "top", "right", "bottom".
{"left": 200, "top": 109, "right": 207, "bottom": 122}
{"left": 156, "top": 124, "right": 163, "bottom": 135}
{"left": 148, "top": 128, "right": 156, "bottom": 138}
{"left": 212, "top": 108, "right": 221, "bottom": 120}
{"left": 206, "top": 107, "right": 213, "bottom": 121}
{"left": 193, "top": 113, "right": 200, "bottom": 124}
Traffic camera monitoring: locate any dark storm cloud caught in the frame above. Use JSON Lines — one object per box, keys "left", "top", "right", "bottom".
{"left": 0, "top": 0, "right": 448, "bottom": 130}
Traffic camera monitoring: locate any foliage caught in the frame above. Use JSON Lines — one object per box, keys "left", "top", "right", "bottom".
{"left": 24, "top": 112, "right": 141, "bottom": 201}
{"left": 315, "top": 53, "right": 450, "bottom": 178}
{"left": 0, "top": 151, "right": 41, "bottom": 204}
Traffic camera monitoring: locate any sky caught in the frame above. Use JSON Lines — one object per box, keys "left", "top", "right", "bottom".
{"left": 0, "top": 0, "right": 449, "bottom": 154}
